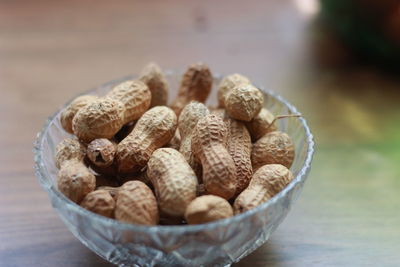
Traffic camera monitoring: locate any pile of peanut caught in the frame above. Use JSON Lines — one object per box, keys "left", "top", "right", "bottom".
{"left": 55, "top": 62, "right": 295, "bottom": 225}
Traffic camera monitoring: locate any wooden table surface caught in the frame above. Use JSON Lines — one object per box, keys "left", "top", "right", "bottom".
{"left": 1, "top": 0, "right": 400, "bottom": 266}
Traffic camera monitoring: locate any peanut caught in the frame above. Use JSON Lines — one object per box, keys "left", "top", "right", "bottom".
{"left": 55, "top": 138, "right": 86, "bottom": 169}
{"left": 245, "top": 108, "right": 277, "bottom": 141}
{"left": 80, "top": 189, "right": 115, "bottom": 218}
{"left": 233, "top": 164, "right": 293, "bottom": 214}
{"left": 147, "top": 148, "right": 198, "bottom": 217}
{"left": 217, "top": 74, "right": 250, "bottom": 108}
{"left": 192, "top": 114, "right": 237, "bottom": 199}
{"left": 87, "top": 138, "right": 116, "bottom": 168}
{"left": 171, "top": 63, "right": 212, "bottom": 115}
{"left": 57, "top": 159, "right": 96, "bottom": 203}
{"left": 184, "top": 195, "right": 233, "bottom": 224}
{"left": 106, "top": 80, "right": 151, "bottom": 123}
{"left": 73, "top": 80, "right": 151, "bottom": 142}
{"left": 139, "top": 62, "right": 169, "bottom": 107}
{"left": 224, "top": 84, "right": 264, "bottom": 122}
{"left": 251, "top": 131, "right": 295, "bottom": 170}
{"left": 97, "top": 186, "right": 121, "bottom": 200}
{"left": 117, "top": 106, "right": 177, "bottom": 173}
{"left": 178, "top": 101, "right": 210, "bottom": 177}
{"left": 72, "top": 97, "right": 125, "bottom": 143}
{"left": 115, "top": 181, "right": 159, "bottom": 225}
{"left": 225, "top": 118, "right": 253, "bottom": 195}
{"left": 60, "top": 95, "right": 98, "bottom": 134}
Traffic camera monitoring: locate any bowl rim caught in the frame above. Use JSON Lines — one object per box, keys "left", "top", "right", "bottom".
{"left": 33, "top": 71, "right": 315, "bottom": 234}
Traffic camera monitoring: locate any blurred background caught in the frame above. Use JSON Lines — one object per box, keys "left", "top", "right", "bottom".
{"left": 1, "top": 0, "right": 399, "bottom": 266}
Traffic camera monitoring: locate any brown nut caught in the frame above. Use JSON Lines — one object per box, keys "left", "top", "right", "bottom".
{"left": 251, "top": 131, "right": 295, "bottom": 170}
{"left": 171, "top": 63, "right": 213, "bottom": 115}
{"left": 225, "top": 118, "right": 253, "bottom": 195}
{"left": 234, "top": 164, "right": 293, "bottom": 214}
{"left": 72, "top": 98, "right": 125, "bottom": 143}
{"left": 57, "top": 159, "right": 96, "bottom": 203}
{"left": 117, "top": 106, "right": 177, "bottom": 173}
{"left": 106, "top": 80, "right": 151, "bottom": 123}
{"left": 178, "top": 101, "right": 210, "bottom": 177}
{"left": 55, "top": 138, "right": 86, "bottom": 169}
{"left": 192, "top": 114, "right": 237, "bottom": 200}
{"left": 184, "top": 195, "right": 233, "bottom": 224}
{"left": 115, "top": 181, "right": 159, "bottom": 225}
{"left": 224, "top": 84, "right": 264, "bottom": 122}
{"left": 147, "top": 148, "right": 198, "bottom": 217}
{"left": 80, "top": 189, "right": 115, "bottom": 218}
{"left": 60, "top": 95, "right": 98, "bottom": 133}
{"left": 217, "top": 74, "right": 250, "bottom": 108}
{"left": 87, "top": 138, "right": 116, "bottom": 168}
{"left": 139, "top": 62, "right": 169, "bottom": 107}
{"left": 245, "top": 108, "right": 277, "bottom": 141}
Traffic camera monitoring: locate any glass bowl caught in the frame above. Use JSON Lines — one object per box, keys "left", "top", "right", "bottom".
{"left": 34, "top": 71, "right": 314, "bottom": 267}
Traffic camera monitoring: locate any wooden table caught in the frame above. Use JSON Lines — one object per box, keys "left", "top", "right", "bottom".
{"left": 1, "top": 0, "right": 399, "bottom": 266}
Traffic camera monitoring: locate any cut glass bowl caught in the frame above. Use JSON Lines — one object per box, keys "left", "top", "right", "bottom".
{"left": 34, "top": 71, "right": 314, "bottom": 267}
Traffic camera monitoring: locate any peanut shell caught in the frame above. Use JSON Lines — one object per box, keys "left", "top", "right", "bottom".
{"left": 117, "top": 106, "right": 177, "bottom": 173}
{"left": 171, "top": 63, "right": 212, "bottom": 115}
{"left": 55, "top": 138, "right": 86, "bottom": 169}
{"left": 57, "top": 159, "right": 96, "bottom": 203}
{"left": 192, "top": 114, "right": 237, "bottom": 199}
{"left": 115, "top": 181, "right": 159, "bottom": 225}
{"left": 225, "top": 84, "right": 264, "bottom": 122}
{"left": 107, "top": 80, "right": 151, "bottom": 123}
{"left": 60, "top": 95, "right": 98, "bottom": 134}
{"left": 147, "top": 148, "right": 198, "bottom": 217}
{"left": 139, "top": 62, "right": 169, "bottom": 107}
{"left": 245, "top": 108, "right": 277, "bottom": 141}
{"left": 234, "top": 164, "right": 293, "bottom": 214}
{"left": 251, "top": 131, "right": 295, "bottom": 170}
{"left": 80, "top": 189, "right": 115, "bottom": 218}
{"left": 87, "top": 138, "right": 116, "bottom": 168}
{"left": 185, "top": 195, "right": 233, "bottom": 224}
{"left": 72, "top": 98, "right": 125, "bottom": 143}
{"left": 217, "top": 74, "right": 250, "bottom": 108}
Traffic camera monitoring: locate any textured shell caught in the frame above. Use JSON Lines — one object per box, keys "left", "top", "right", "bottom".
{"left": 184, "top": 195, "right": 233, "bottom": 224}
{"left": 225, "top": 84, "right": 264, "bottom": 122}
{"left": 55, "top": 138, "right": 86, "bottom": 169}
{"left": 251, "top": 131, "right": 295, "bottom": 170}
{"left": 60, "top": 95, "right": 98, "bottom": 133}
{"left": 178, "top": 102, "right": 209, "bottom": 176}
{"left": 115, "top": 181, "right": 159, "bottom": 225}
{"left": 87, "top": 138, "right": 116, "bottom": 167}
{"left": 97, "top": 186, "right": 121, "bottom": 200}
{"left": 117, "top": 106, "right": 177, "bottom": 173}
{"left": 217, "top": 74, "right": 250, "bottom": 108}
{"left": 80, "top": 189, "right": 116, "bottom": 218}
{"left": 147, "top": 148, "right": 198, "bottom": 217}
{"left": 57, "top": 159, "right": 96, "bottom": 203}
{"left": 192, "top": 114, "right": 237, "bottom": 199}
{"left": 171, "top": 63, "right": 212, "bottom": 115}
{"left": 233, "top": 164, "right": 293, "bottom": 214}
{"left": 245, "top": 108, "right": 277, "bottom": 141}
{"left": 139, "top": 62, "right": 169, "bottom": 107}
{"left": 72, "top": 98, "right": 125, "bottom": 143}
{"left": 107, "top": 80, "right": 151, "bottom": 123}
{"left": 226, "top": 118, "right": 253, "bottom": 195}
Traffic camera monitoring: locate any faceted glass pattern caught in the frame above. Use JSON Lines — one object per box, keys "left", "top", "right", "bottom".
{"left": 34, "top": 72, "right": 314, "bottom": 267}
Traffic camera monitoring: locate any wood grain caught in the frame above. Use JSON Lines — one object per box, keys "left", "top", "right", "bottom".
{"left": 1, "top": 0, "right": 400, "bottom": 266}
